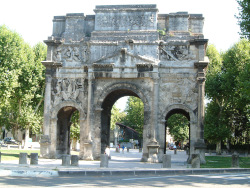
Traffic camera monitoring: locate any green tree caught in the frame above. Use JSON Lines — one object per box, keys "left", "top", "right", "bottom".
{"left": 236, "top": 0, "right": 250, "bottom": 39}
{"left": 205, "top": 44, "right": 231, "bottom": 154}
{"left": 166, "top": 114, "right": 189, "bottom": 143}
{"left": 205, "top": 40, "right": 250, "bottom": 152}
{"left": 0, "top": 25, "right": 46, "bottom": 140}
{"left": 110, "top": 104, "right": 126, "bottom": 130}
{"left": 123, "top": 96, "right": 144, "bottom": 137}
{"left": 70, "top": 110, "right": 80, "bottom": 141}
{"left": 222, "top": 39, "right": 250, "bottom": 147}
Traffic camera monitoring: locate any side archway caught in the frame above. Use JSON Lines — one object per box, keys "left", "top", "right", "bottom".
{"left": 50, "top": 101, "right": 86, "bottom": 158}
{"left": 158, "top": 104, "right": 197, "bottom": 160}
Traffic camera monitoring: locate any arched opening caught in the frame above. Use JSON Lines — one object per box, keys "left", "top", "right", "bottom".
{"left": 101, "top": 89, "right": 144, "bottom": 154}
{"left": 56, "top": 106, "right": 79, "bottom": 156}
{"left": 165, "top": 109, "right": 190, "bottom": 154}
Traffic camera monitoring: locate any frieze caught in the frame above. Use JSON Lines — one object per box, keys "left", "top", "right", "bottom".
{"left": 95, "top": 13, "right": 155, "bottom": 29}
{"left": 53, "top": 45, "right": 90, "bottom": 63}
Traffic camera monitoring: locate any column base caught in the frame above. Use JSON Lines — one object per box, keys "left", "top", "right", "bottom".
{"left": 79, "top": 142, "right": 93, "bottom": 160}
{"left": 194, "top": 139, "right": 206, "bottom": 164}
{"left": 40, "top": 135, "right": 51, "bottom": 158}
{"left": 147, "top": 140, "right": 160, "bottom": 163}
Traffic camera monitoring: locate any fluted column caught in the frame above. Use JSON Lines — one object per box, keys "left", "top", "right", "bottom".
{"left": 43, "top": 75, "right": 52, "bottom": 136}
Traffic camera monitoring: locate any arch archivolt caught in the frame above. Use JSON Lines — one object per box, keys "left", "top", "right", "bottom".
{"left": 161, "top": 103, "right": 196, "bottom": 123}
{"left": 51, "top": 100, "right": 86, "bottom": 120}
{"left": 95, "top": 82, "right": 151, "bottom": 112}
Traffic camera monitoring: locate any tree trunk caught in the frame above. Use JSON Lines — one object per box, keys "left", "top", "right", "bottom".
{"left": 216, "top": 140, "right": 221, "bottom": 155}
{"left": 23, "top": 128, "right": 29, "bottom": 149}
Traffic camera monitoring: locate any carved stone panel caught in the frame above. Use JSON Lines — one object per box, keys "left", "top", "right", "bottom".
{"left": 159, "top": 45, "right": 196, "bottom": 61}
{"left": 51, "top": 78, "right": 84, "bottom": 106}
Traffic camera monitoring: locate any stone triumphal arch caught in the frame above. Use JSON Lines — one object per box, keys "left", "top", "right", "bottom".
{"left": 40, "top": 4, "right": 209, "bottom": 163}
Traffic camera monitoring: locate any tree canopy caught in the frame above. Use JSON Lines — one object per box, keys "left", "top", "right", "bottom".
{"left": 236, "top": 0, "right": 250, "bottom": 39}
{"left": 123, "top": 96, "right": 144, "bottom": 137}
{"left": 166, "top": 113, "right": 189, "bottom": 143}
{"left": 205, "top": 40, "right": 250, "bottom": 151}
{"left": 0, "top": 25, "right": 47, "bottom": 136}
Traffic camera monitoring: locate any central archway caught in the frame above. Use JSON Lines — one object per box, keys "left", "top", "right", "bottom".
{"left": 95, "top": 82, "right": 151, "bottom": 158}
{"left": 101, "top": 89, "right": 140, "bottom": 154}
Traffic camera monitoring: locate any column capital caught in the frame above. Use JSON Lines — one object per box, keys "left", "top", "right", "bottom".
{"left": 194, "top": 61, "right": 209, "bottom": 70}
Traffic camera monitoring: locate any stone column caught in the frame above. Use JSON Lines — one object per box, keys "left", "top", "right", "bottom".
{"left": 147, "top": 77, "right": 160, "bottom": 163}
{"left": 81, "top": 71, "right": 93, "bottom": 160}
{"left": 194, "top": 62, "right": 209, "bottom": 164}
{"left": 50, "top": 118, "right": 57, "bottom": 158}
{"left": 43, "top": 75, "right": 52, "bottom": 136}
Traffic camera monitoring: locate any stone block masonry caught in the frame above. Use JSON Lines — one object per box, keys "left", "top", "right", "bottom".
{"left": 41, "top": 4, "right": 209, "bottom": 165}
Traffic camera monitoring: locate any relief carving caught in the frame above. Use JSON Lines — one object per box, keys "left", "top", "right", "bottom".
{"left": 52, "top": 78, "right": 84, "bottom": 106}
{"left": 171, "top": 78, "right": 198, "bottom": 109}
{"left": 160, "top": 45, "right": 195, "bottom": 61}
{"left": 53, "top": 46, "right": 62, "bottom": 62}
{"left": 82, "top": 45, "right": 90, "bottom": 63}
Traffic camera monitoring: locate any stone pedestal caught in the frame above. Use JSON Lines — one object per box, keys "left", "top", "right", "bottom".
{"left": 100, "top": 154, "right": 109, "bottom": 168}
{"left": 62, "top": 154, "right": 71, "bottom": 166}
{"left": 194, "top": 139, "right": 206, "bottom": 164}
{"left": 191, "top": 154, "right": 200, "bottom": 168}
{"left": 71, "top": 155, "right": 79, "bottom": 166}
{"left": 81, "top": 142, "right": 93, "bottom": 160}
{"left": 147, "top": 141, "right": 160, "bottom": 163}
{"left": 30, "top": 153, "right": 38, "bottom": 165}
{"left": 40, "top": 135, "right": 51, "bottom": 158}
{"left": 162, "top": 154, "right": 171, "bottom": 168}
{"left": 19, "top": 153, "right": 28, "bottom": 165}
{"left": 232, "top": 152, "right": 239, "bottom": 168}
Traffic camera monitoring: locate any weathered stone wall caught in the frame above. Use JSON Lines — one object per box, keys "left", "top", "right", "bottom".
{"left": 41, "top": 4, "right": 208, "bottom": 162}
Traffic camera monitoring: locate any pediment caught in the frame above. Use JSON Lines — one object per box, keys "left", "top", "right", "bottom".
{"left": 92, "top": 48, "right": 159, "bottom": 66}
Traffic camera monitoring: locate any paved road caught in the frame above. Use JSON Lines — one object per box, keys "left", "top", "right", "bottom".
{"left": 0, "top": 173, "right": 249, "bottom": 188}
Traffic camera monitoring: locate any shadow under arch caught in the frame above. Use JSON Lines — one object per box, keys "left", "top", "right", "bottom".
{"left": 95, "top": 82, "right": 150, "bottom": 154}
{"left": 51, "top": 101, "right": 86, "bottom": 157}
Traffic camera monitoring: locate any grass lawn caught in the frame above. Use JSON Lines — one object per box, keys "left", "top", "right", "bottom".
{"left": 0, "top": 149, "right": 40, "bottom": 161}
{"left": 201, "top": 156, "right": 250, "bottom": 168}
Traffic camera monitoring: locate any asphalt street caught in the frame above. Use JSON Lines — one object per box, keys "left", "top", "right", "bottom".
{"left": 0, "top": 173, "right": 249, "bottom": 188}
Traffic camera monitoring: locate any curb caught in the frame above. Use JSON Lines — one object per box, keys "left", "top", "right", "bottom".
{"left": 58, "top": 168, "right": 250, "bottom": 177}
{"left": 1, "top": 168, "right": 249, "bottom": 177}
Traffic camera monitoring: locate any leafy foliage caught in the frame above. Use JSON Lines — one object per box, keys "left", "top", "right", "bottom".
{"left": 110, "top": 104, "right": 126, "bottom": 130}
{"left": 236, "top": 0, "right": 250, "bottom": 39}
{"left": 166, "top": 114, "right": 189, "bottom": 142}
{"left": 0, "top": 25, "right": 46, "bottom": 135}
{"left": 70, "top": 110, "right": 80, "bottom": 141}
{"left": 122, "top": 96, "right": 144, "bottom": 137}
{"left": 205, "top": 40, "right": 250, "bottom": 148}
